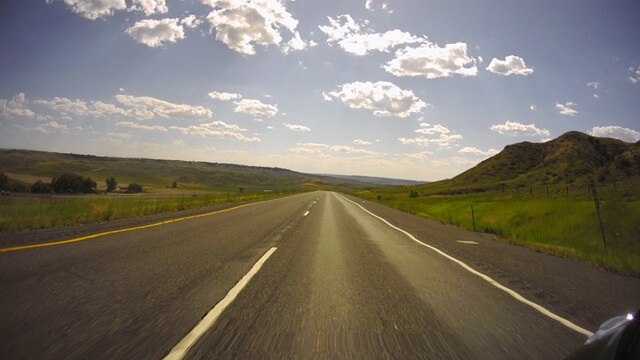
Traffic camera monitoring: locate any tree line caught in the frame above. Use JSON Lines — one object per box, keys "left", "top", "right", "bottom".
{"left": 10, "top": 173, "right": 144, "bottom": 194}
{"left": 0, "top": 172, "right": 183, "bottom": 195}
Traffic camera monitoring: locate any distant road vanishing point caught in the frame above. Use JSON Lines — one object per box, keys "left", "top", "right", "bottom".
{"left": 1, "top": 191, "right": 639, "bottom": 359}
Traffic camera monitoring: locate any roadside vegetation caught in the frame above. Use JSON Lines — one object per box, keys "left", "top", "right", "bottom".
{"left": 0, "top": 190, "right": 301, "bottom": 232}
{"left": 353, "top": 180, "right": 640, "bottom": 276}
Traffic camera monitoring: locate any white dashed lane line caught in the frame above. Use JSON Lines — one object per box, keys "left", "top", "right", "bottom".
{"left": 164, "top": 247, "right": 278, "bottom": 360}
{"left": 456, "top": 240, "right": 479, "bottom": 245}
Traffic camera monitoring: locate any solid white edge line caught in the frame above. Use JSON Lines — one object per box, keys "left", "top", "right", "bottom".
{"left": 337, "top": 193, "right": 594, "bottom": 337}
{"left": 163, "top": 247, "right": 278, "bottom": 360}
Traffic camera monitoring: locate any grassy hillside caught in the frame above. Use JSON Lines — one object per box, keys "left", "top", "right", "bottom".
{"left": 421, "top": 131, "right": 639, "bottom": 195}
{"left": 352, "top": 132, "right": 640, "bottom": 275}
{"left": 0, "top": 149, "right": 366, "bottom": 193}
{"left": 0, "top": 148, "right": 373, "bottom": 231}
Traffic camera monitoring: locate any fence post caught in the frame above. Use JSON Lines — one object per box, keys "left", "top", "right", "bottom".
{"left": 471, "top": 204, "right": 476, "bottom": 232}
{"left": 589, "top": 180, "right": 607, "bottom": 253}
{"left": 546, "top": 187, "right": 549, "bottom": 197}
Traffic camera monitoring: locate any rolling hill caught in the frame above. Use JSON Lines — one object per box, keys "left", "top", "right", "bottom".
{"left": 317, "top": 174, "right": 426, "bottom": 186}
{"left": 419, "top": 131, "right": 640, "bottom": 194}
{"left": 0, "top": 149, "right": 369, "bottom": 192}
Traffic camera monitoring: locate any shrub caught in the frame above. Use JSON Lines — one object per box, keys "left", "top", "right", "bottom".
{"left": 126, "top": 183, "right": 144, "bottom": 193}
{"left": 31, "top": 180, "right": 54, "bottom": 194}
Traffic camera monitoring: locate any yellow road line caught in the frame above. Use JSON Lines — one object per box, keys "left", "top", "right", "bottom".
{"left": 0, "top": 201, "right": 261, "bottom": 253}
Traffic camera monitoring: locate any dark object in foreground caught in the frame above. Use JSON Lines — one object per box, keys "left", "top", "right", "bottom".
{"left": 566, "top": 311, "right": 639, "bottom": 360}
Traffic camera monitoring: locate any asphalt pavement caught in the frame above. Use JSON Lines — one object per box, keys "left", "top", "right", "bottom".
{"left": 1, "top": 191, "right": 638, "bottom": 359}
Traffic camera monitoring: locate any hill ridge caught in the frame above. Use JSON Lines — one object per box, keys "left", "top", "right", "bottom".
{"left": 423, "top": 131, "right": 639, "bottom": 194}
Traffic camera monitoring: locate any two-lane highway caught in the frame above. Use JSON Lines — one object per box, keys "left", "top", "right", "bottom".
{"left": 1, "top": 191, "right": 639, "bottom": 359}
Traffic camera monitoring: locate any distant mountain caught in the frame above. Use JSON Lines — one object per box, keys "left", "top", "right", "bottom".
{"left": 419, "top": 131, "right": 640, "bottom": 194}
{"left": 318, "top": 174, "right": 426, "bottom": 186}
{"left": 0, "top": 149, "right": 369, "bottom": 192}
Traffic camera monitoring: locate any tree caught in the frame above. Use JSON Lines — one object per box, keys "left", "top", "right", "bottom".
{"left": 83, "top": 177, "right": 97, "bottom": 193}
{"left": 409, "top": 190, "right": 419, "bottom": 198}
{"left": 126, "top": 183, "right": 144, "bottom": 193}
{"left": 106, "top": 177, "right": 118, "bottom": 192}
{"left": 51, "top": 173, "right": 96, "bottom": 193}
{"left": 31, "top": 180, "right": 54, "bottom": 194}
{"left": 238, "top": 187, "right": 244, "bottom": 193}
{"left": 0, "top": 172, "right": 7, "bottom": 190}
{"left": 172, "top": 180, "right": 178, "bottom": 188}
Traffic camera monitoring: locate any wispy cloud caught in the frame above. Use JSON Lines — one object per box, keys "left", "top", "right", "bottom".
{"left": 283, "top": 123, "right": 311, "bottom": 132}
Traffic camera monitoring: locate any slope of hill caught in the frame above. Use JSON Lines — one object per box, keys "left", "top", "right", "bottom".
{"left": 421, "top": 131, "right": 640, "bottom": 194}
{"left": 317, "top": 174, "right": 426, "bottom": 186}
{"left": 0, "top": 149, "right": 368, "bottom": 192}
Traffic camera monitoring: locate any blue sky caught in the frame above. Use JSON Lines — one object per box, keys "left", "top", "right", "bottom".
{"left": 1, "top": 0, "right": 639, "bottom": 181}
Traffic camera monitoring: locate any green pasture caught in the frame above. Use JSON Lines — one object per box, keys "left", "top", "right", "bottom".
{"left": 353, "top": 184, "right": 640, "bottom": 276}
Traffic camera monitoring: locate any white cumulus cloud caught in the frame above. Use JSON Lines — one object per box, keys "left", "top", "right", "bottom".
{"left": 629, "top": 66, "right": 640, "bottom": 84}
{"left": 319, "top": 15, "right": 424, "bottom": 56}
{"left": 116, "top": 94, "right": 212, "bottom": 120}
{"left": 556, "top": 101, "right": 578, "bottom": 116}
{"left": 35, "top": 97, "right": 89, "bottom": 117}
{"left": 116, "top": 121, "right": 168, "bottom": 132}
{"left": 234, "top": 99, "right": 278, "bottom": 118}
{"left": 414, "top": 123, "right": 449, "bottom": 135}
{"left": 89, "top": 101, "right": 130, "bottom": 117}
{"left": 490, "top": 121, "right": 550, "bottom": 136}
{"left": 170, "top": 121, "right": 260, "bottom": 142}
{"left": 128, "top": 0, "right": 167, "bottom": 16}
{"left": 126, "top": 18, "right": 186, "bottom": 48}
{"left": 60, "top": 0, "right": 126, "bottom": 20}
{"left": 353, "top": 139, "right": 372, "bottom": 145}
{"left": 324, "top": 81, "right": 427, "bottom": 118}
{"left": 0, "top": 93, "right": 35, "bottom": 118}
{"left": 403, "top": 151, "right": 431, "bottom": 161}
{"left": 486, "top": 55, "right": 533, "bottom": 76}
{"left": 458, "top": 147, "right": 499, "bottom": 156}
{"left": 284, "top": 123, "right": 311, "bottom": 132}
{"left": 31, "top": 121, "right": 69, "bottom": 134}
{"left": 208, "top": 91, "right": 242, "bottom": 101}
{"left": 204, "top": 0, "right": 307, "bottom": 55}
{"left": 180, "top": 15, "right": 202, "bottom": 29}
{"left": 384, "top": 42, "right": 477, "bottom": 79}
{"left": 399, "top": 133, "right": 463, "bottom": 149}
{"left": 589, "top": 126, "right": 640, "bottom": 143}
{"left": 365, "top": 0, "right": 373, "bottom": 10}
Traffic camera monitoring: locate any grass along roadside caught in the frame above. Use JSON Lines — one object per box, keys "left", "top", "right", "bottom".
{"left": 0, "top": 191, "right": 301, "bottom": 232}
{"left": 352, "top": 188, "right": 640, "bottom": 276}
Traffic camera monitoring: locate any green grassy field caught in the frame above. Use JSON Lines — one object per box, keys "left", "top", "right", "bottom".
{"left": 0, "top": 191, "right": 300, "bottom": 232}
{"left": 352, "top": 182, "right": 640, "bottom": 276}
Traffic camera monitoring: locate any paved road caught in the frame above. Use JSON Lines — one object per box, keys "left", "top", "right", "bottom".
{"left": 1, "top": 191, "right": 639, "bottom": 359}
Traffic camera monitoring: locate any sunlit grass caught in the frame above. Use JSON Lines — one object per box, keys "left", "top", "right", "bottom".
{"left": 0, "top": 191, "right": 299, "bottom": 232}
{"left": 352, "top": 187, "right": 640, "bottom": 275}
